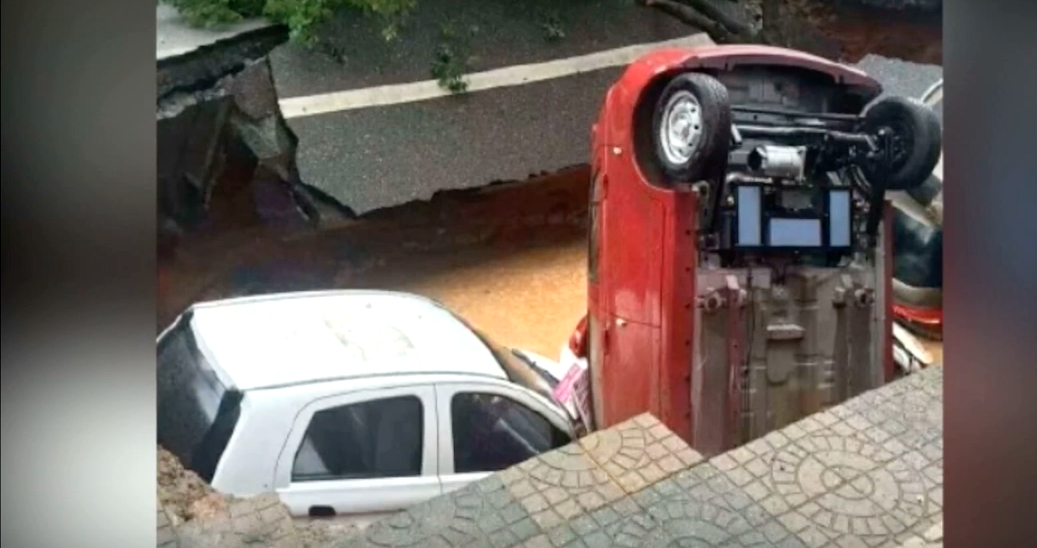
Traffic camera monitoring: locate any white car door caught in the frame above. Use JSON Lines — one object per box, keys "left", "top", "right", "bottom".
{"left": 434, "top": 382, "right": 574, "bottom": 495}
{"left": 274, "top": 384, "right": 441, "bottom": 519}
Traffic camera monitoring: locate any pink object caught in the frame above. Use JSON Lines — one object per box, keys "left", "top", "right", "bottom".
{"left": 552, "top": 365, "right": 581, "bottom": 403}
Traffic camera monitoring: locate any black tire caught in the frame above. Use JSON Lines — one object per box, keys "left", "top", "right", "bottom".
{"left": 892, "top": 201, "right": 942, "bottom": 303}
{"left": 862, "top": 96, "right": 942, "bottom": 191}
{"left": 650, "top": 72, "right": 732, "bottom": 182}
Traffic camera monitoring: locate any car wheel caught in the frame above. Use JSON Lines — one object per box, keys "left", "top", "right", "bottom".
{"left": 650, "top": 72, "right": 732, "bottom": 182}
{"left": 862, "top": 96, "right": 942, "bottom": 191}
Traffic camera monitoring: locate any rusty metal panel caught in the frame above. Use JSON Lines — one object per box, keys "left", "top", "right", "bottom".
{"left": 694, "top": 263, "right": 883, "bottom": 454}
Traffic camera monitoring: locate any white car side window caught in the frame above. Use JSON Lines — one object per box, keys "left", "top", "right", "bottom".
{"left": 450, "top": 390, "right": 572, "bottom": 474}
{"left": 291, "top": 395, "right": 424, "bottom": 482}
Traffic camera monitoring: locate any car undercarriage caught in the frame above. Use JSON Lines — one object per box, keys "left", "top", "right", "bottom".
{"left": 586, "top": 46, "right": 943, "bottom": 453}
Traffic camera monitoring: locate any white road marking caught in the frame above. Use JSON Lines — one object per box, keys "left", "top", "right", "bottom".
{"left": 279, "top": 33, "right": 715, "bottom": 119}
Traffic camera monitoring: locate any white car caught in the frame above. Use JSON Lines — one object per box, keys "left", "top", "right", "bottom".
{"left": 157, "top": 290, "right": 579, "bottom": 521}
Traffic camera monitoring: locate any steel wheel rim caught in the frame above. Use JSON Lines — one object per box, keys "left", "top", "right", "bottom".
{"left": 659, "top": 90, "right": 703, "bottom": 165}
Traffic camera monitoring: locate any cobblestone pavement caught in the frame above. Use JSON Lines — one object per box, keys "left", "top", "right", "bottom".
{"left": 332, "top": 368, "right": 942, "bottom": 548}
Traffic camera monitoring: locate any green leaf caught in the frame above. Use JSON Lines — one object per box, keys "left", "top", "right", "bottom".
{"left": 165, "top": 0, "right": 416, "bottom": 45}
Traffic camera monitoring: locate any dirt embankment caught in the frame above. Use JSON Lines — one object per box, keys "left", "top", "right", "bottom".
{"left": 730, "top": 0, "right": 941, "bottom": 64}
{"left": 158, "top": 446, "right": 226, "bottom": 525}
{"left": 791, "top": 0, "right": 942, "bottom": 64}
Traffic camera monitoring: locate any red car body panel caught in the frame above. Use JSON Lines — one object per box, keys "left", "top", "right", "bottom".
{"left": 586, "top": 45, "right": 891, "bottom": 443}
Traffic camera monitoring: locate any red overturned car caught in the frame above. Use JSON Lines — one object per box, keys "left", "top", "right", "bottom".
{"left": 558, "top": 45, "right": 941, "bottom": 455}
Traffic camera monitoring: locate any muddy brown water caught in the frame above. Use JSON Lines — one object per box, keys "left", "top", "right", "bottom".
{"left": 351, "top": 231, "right": 588, "bottom": 360}
{"left": 162, "top": 212, "right": 942, "bottom": 366}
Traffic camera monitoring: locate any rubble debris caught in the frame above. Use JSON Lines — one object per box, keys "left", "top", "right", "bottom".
{"left": 157, "top": 445, "right": 219, "bottom": 526}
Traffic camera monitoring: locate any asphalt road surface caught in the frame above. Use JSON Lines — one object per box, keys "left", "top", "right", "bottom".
{"left": 272, "top": 0, "right": 703, "bottom": 214}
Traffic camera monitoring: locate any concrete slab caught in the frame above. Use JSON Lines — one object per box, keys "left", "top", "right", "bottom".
{"left": 287, "top": 67, "right": 625, "bottom": 214}
{"left": 157, "top": 4, "right": 276, "bottom": 61}
{"left": 332, "top": 368, "right": 943, "bottom": 548}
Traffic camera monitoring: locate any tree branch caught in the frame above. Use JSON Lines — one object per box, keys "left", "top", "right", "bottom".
{"left": 760, "top": 0, "right": 785, "bottom": 44}
{"left": 673, "top": 0, "right": 754, "bottom": 37}
{"left": 644, "top": 0, "right": 743, "bottom": 43}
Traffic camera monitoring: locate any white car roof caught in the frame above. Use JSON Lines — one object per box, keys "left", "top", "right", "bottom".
{"left": 184, "top": 290, "right": 507, "bottom": 390}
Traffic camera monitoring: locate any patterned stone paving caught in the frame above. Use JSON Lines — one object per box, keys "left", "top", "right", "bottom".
{"left": 340, "top": 476, "right": 540, "bottom": 548}
{"left": 578, "top": 414, "right": 705, "bottom": 494}
{"left": 605, "top": 462, "right": 810, "bottom": 548}
{"left": 501, "top": 441, "right": 626, "bottom": 530}
{"left": 325, "top": 368, "right": 943, "bottom": 548}
{"left": 898, "top": 521, "right": 944, "bottom": 548}
{"left": 709, "top": 369, "right": 944, "bottom": 548}
{"left": 775, "top": 450, "right": 943, "bottom": 547}
{"left": 494, "top": 414, "right": 700, "bottom": 531}
{"left": 837, "top": 372, "right": 944, "bottom": 454}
